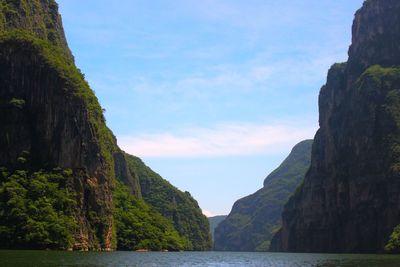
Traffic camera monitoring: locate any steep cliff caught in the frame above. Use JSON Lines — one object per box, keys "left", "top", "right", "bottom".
{"left": 214, "top": 140, "right": 312, "bottom": 251}
{"left": 208, "top": 215, "right": 227, "bottom": 241}
{"left": 124, "top": 154, "right": 212, "bottom": 251}
{"left": 271, "top": 0, "right": 400, "bottom": 253}
{"left": 0, "top": 0, "right": 72, "bottom": 59}
{"left": 0, "top": 13, "right": 117, "bottom": 250}
{"left": 0, "top": 0, "right": 207, "bottom": 251}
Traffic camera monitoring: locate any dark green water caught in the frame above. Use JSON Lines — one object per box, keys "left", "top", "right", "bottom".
{"left": 1, "top": 251, "right": 400, "bottom": 267}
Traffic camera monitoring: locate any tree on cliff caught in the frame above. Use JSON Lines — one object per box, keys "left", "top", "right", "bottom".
{"left": 385, "top": 225, "right": 400, "bottom": 253}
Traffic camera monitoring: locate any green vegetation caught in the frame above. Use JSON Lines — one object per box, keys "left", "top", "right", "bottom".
{"left": 0, "top": 2, "right": 118, "bottom": 248}
{"left": 0, "top": 0, "right": 117, "bottom": 176}
{"left": 0, "top": 25, "right": 118, "bottom": 248}
{"left": 114, "top": 181, "right": 186, "bottom": 251}
{"left": 0, "top": 0, "right": 212, "bottom": 251}
{"left": 385, "top": 225, "right": 400, "bottom": 252}
{"left": 368, "top": 70, "right": 400, "bottom": 253}
{"left": 0, "top": 0, "right": 118, "bottom": 246}
{"left": 358, "top": 65, "right": 400, "bottom": 173}
{"left": 0, "top": 0, "right": 72, "bottom": 59}
{"left": 0, "top": 165, "right": 192, "bottom": 251}
{"left": 8, "top": 98, "right": 25, "bottom": 109}
{"left": 124, "top": 153, "right": 212, "bottom": 251}
{"left": 0, "top": 168, "right": 77, "bottom": 249}
{"left": 214, "top": 140, "right": 313, "bottom": 251}
{"left": 360, "top": 65, "right": 400, "bottom": 84}
{"left": 0, "top": 30, "right": 117, "bottom": 175}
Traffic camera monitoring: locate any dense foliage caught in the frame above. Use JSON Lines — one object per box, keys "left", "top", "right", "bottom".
{"left": 114, "top": 181, "right": 186, "bottom": 251}
{"left": 0, "top": 0, "right": 120, "bottom": 249}
{"left": 0, "top": 0, "right": 211, "bottom": 251}
{"left": 124, "top": 153, "right": 212, "bottom": 251}
{"left": 0, "top": 167, "right": 77, "bottom": 249}
{"left": 385, "top": 225, "right": 400, "bottom": 253}
{"left": 0, "top": 29, "right": 118, "bottom": 249}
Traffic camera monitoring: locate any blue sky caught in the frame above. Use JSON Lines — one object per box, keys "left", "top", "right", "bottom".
{"left": 57, "top": 0, "right": 364, "bottom": 216}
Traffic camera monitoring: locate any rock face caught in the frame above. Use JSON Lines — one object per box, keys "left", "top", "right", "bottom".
{"left": 270, "top": 0, "right": 400, "bottom": 253}
{"left": 214, "top": 140, "right": 312, "bottom": 251}
{"left": 0, "top": 0, "right": 72, "bottom": 60}
{"left": 0, "top": 0, "right": 120, "bottom": 250}
{"left": 0, "top": 0, "right": 209, "bottom": 251}
{"left": 208, "top": 215, "right": 227, "bottom": 242}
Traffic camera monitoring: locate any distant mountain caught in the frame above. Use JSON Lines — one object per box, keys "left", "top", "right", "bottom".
{"left": 214, "top": 140, "right": 312, "bottom": 251}
{"left": 271, "top": 0, "right": 400, "bottom": 253}
{"left": 208, "top": 216, "right": 227, "bottom": 241}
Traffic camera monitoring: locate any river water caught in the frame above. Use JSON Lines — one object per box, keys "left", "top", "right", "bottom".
{"left": 1, "top": 251, "right": 400, "bottom": 267}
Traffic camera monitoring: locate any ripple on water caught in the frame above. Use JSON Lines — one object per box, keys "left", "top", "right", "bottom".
{"left": 1, "top": 251, "right": 400, "bottom": 267}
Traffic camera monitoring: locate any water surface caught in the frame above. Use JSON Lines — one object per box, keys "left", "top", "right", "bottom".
{"left": 1, "top": 251, "right": 400, "bottom": 267}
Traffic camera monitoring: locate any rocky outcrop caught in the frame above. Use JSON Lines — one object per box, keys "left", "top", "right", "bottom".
{"left": 348, "top": 0, "right": 400, "bottom": 79}
{"left": 270, "top": 0, "right": 400, "bottom": 253}
{"left": 113, "top": 151, "right": 141, "bottom": 198}
{"left": 214, "top": 140, "right": 312, "bottom": 251}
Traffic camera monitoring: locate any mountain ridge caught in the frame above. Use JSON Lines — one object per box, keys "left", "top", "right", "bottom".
{"left": 214, "top": 140, "right": 312, "bottom": 251}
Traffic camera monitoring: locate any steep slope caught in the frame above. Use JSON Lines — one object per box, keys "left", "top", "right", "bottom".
{"left": 113, "top": 180, "right": 186, "bottom": 251}
{"left": 271, "top": 0, "right": 400, "bottom": 253}
{"left": 208, "top": 215, "right": 227, "bottom": 241}
{"left": 0, "top": 3, "right": 118, "bottom": 248}
{"left": 214, "top": 140, "right": 312, "bottom": 251}
{"left": 0, "top": 0, "right": 206, "bottom": 251}
{"left": 124, "top": 154, "right": 212, "bottom": 251}
{"left": 0, "top": 0, "right": 72, "bottom": 59}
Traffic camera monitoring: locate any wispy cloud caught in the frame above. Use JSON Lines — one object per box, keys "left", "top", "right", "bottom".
{"left": 93, "top": 49, "right": 341, "bottom": 99}
{"left": 118, "top": 121, "right": 317, "bottom": 158}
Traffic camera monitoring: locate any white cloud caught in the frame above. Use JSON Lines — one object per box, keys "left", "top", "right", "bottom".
{"left": 118, "top": 121, "right": 317, "bottom": 158}
{"left": 202, "top": 209, "right": 216, "bottom": 217}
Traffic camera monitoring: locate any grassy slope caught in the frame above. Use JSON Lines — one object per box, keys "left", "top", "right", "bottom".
{"left": 124, "top": 153, "right": 212, "bottom": 251}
